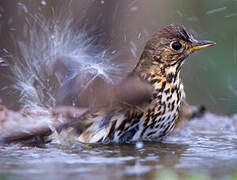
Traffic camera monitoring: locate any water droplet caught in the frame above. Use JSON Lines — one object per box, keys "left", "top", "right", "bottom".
{"left": 72, "top": 102, "right": 76, "bottom": 107}
{"left": 2, "top": 48, "right": 8, "bottom": 53}
{"left": 225, "top": 13, "right": 237, "bottom": 18}
{"left": 138, "top": 32, "right": 142, "bottom": 40}
{"left": 135, "top": 142, "right": 144, "bottom": 149}
{"left": 130, "top": 41, "right": 137, "bottom": 58}
{"left": 176, "top": 10, "right": 183, "bottom": 17}
{"left": 51, "top": 35, "right": 55, "bottom": 40}
{"left": 0, "top": 86, "right": 7, "bottom": 91}
{"left": 111, "top": 50, "right": 117, "bottom": 55}
{"left": 9, "top": 28, "right": 16, "bottom": 31}
{"left": 130, "top": 7, "right": 137, "bottom": 12}
{"left": 206, "top": 7, "right": 227, "bottom": 15}
{"left": 100, "top": 0, "right": 105, "bottom": 4}
{"left": 41, "top": 0, "right": 47, "bottom": 6}
{"left": 187, "top": 16, "right": 199, "bottom": 22}
{"left": 0, "top": 57, "right": 8, "bottom": 67}
{"left": 17, "top": 2, "right": 28, "bottom": 13}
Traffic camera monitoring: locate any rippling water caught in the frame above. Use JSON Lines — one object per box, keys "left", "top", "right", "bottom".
{"left": 1, "top": 113, "right": 237, "bottom": 180}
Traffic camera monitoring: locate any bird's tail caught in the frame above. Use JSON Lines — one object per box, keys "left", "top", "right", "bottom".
{"left": 8, "top": 12, "right": 120, "bottom": 110}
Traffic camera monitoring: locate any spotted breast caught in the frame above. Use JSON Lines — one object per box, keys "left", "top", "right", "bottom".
{"left": 77, "top": 24, "right": 216, "bottom": 144}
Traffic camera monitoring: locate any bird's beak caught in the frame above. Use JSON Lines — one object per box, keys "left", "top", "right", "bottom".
{"left": 188, "top": 40, "right": 216, "bottom": 52}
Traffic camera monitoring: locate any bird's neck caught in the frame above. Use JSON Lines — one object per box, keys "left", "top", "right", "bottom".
{"left": 134, "top": 53, "right": 183, "bottom": 95}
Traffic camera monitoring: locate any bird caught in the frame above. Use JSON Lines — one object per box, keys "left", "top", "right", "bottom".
{"left": 74, "top": 24, "right": 216, "bottom": 144}
{"left": 0, "top": 24, "right": 215, "bottom": 145}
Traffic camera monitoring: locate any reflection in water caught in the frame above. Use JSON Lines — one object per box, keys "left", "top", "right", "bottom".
{"left": 0, "top": 141, "right": 188, "bottom": 179}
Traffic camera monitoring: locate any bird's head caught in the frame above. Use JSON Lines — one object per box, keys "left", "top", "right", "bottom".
{"left": 135, "top": 24, "right": 216, "bottom": 74}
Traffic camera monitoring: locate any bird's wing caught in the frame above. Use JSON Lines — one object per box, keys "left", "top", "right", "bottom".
{"left": 113, "top": 73, "right": 153, "bottom": 108}
{"left": 53, "top": 57, "right": 154, "bottom": 111}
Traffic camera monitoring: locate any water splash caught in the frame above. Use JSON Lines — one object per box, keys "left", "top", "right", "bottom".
{"left": 10, "top": 7, "right": 120, "bottom": 109}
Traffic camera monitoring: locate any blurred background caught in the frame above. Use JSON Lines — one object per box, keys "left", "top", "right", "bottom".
{"left": 0, "top": 0, "right": 236, "bottom": 114}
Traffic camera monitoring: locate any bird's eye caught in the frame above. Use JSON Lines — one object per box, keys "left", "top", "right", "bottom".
{"left": 171, "top": 42, "right": 182, "bottom": 51}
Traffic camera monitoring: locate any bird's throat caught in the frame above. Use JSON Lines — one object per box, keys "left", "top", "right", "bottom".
{"left": 135, "top": 59, "right": 182, "bottom": 92}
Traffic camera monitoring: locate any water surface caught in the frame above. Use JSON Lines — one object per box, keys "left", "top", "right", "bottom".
{"left": 1, "top": 113, "right": 237, "bottom": 180}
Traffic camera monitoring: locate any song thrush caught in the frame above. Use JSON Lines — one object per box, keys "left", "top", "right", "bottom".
{"left": 77, "top": 24, "right": 216, "bottom": 143}
{"left": 0, "top": 24, "right": 215, "bottom": 144}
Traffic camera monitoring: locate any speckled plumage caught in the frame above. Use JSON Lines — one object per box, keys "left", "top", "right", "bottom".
{"left": 77, "top": 24, "right": 215, "bottom": 144}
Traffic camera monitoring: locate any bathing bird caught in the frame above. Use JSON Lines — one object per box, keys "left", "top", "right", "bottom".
{"left": 76, "top": 24, "right": 216, "bottom": 143}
